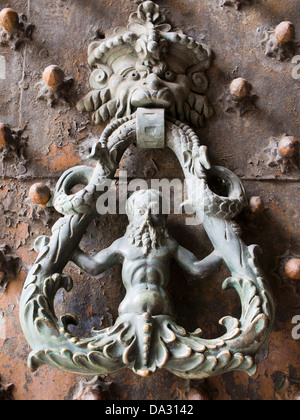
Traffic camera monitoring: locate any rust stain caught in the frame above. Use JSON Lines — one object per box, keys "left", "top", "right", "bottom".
{"left": 8, "top": 222, "right": 29, "bottom": 248}
{"left": 37, "top": 143, "right": 80, "bottom": 173}
{"left": 268, "top": 199, "right": 284, "bottom": 217}
{"left": 0, "top": 186, "right": 9, "bottom": 199}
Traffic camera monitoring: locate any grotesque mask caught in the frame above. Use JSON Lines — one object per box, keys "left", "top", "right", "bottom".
{"left": 77, "top": 1, "right": 213, "bottom": 128}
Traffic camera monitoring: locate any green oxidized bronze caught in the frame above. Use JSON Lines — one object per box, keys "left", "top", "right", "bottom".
{"left": 20, "top": 1, "right": 275, "bottom": 379}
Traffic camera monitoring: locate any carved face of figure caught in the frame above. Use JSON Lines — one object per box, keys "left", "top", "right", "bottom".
{"left": 77, "top": 1, "right": 213, "bottom": 129}
{"left": 125, "top": 190, "right": 169, "bottom": 255}
{"left": 78, "top": 58, "right": 212, "bottom": 129}
{"left": 109, "top": 62, "right": 189, "bottom": 115}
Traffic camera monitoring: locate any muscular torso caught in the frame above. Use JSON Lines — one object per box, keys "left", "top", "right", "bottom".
{"left": 117, "top": 237, "right": 178, "bottom": 317}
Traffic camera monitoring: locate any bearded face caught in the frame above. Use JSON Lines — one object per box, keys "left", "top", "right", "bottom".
{"left": 125, "top": 190, "right": 169, "bottom": 256}
{"left": 126, "top": 217, "right": 170, "bottom": 256}
{"left": 77, "top": 2, "right": 213, "bottom": 129}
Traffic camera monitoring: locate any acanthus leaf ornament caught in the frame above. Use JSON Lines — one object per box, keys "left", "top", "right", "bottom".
{"left": 20, "top": 1, "right": 275, "bottom": 380}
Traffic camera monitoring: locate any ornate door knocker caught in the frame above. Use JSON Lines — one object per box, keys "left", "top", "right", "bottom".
{"left": 20, "top": 1, "right": 275, "bottom": 379}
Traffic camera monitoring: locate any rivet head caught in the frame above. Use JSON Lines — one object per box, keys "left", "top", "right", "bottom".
{"left": 230, "top": 78, "right": 251, "bottom": 100}
{"left": 249, "top": 196, "right": 265, "bottom": 215}
{"left": 43, "top": 65, "right": 65, "bottom": 92}
{"left": 293, "top": 392, "right": 300, "bottom": 401}
{"left": 0, "top": 123, "right": 12, "bottom": 148}
{"left": 275, "top": 21, "right": 295, "bottom": 45}
{"left": 0, "top": 123, "right": 7, "bottom": 148}
{"left": 187, "top": 388, "right": 209, "bottom": 401}
{"left": 29, "top": 183, "right": 51, "bottom": 206}
{"left": 278, "top": 136, "right": 298, "bottom": 158}
{"left": 137, "top": 369, "right": 150, "bottom": 378}
{"left": 285, "top": 259, "right": 300, "bottom": 280}
{"left": 0, "top": 8, "right": 19, "bottom": 34}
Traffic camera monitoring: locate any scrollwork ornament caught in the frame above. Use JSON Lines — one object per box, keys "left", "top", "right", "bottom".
{"left": 89, "top": 66, "right": 112, "bottom": 91}
{"left": 20, "top": 1, "right": 275, "bottom": 380}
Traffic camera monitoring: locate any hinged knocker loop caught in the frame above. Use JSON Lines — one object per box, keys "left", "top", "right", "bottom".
{"left": 136, "top": 108, "right": 165, "bottom": 149}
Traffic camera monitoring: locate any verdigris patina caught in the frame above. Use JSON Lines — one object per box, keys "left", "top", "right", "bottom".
{"left": 20, "top": 1, "right": 275, "bottom": 379}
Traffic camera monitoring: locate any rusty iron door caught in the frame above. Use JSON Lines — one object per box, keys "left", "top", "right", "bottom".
{"left": 0, "top": 0, "right": 299, "bottom": 401}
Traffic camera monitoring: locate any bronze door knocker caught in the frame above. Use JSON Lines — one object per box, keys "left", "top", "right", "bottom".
{"left": 20, "top": 1, "right": 275, "bottom": 379}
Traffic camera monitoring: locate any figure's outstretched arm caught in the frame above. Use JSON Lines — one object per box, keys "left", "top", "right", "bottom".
{"left": 174, "top": 245, "right": 223, "bottom": 279}
{"left": 71, "top": 239, "right": 123, "bottom": 276}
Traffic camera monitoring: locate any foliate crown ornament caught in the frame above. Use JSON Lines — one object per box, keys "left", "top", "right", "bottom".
{"left": 77, "top": 1, "right": 213, "bottom": 128}
{"left": 20, "top": 1, "right": 275, "bottom": 380}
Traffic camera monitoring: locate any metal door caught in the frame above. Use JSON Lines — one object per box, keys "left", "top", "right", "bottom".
{"left": 0, "top": 0, "right": 299, "bottom": 400}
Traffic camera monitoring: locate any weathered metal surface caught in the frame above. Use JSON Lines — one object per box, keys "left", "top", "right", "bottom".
{"left": 0, "top": 0, "right": 299, "bottom": 400}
